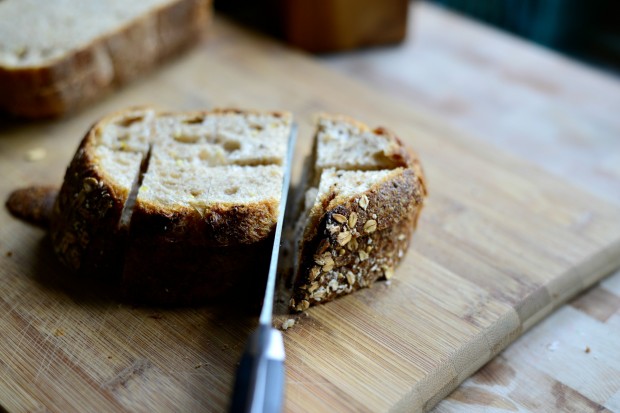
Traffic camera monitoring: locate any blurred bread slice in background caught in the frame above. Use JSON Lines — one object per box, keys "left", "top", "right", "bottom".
{"left": 0, "top": 0, "right": 211, "bottom": 118}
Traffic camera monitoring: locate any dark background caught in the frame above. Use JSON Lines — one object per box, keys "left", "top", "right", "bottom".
{"left": 215, "top": 0, "right": 620, "bottom": 75}
{"left": 429, "top": 0, "right": 620, "bottom": 75}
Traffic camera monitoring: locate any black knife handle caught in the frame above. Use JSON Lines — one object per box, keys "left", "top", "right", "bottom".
{"left": 229, "top": 325, "right": 285, "bottom": 413}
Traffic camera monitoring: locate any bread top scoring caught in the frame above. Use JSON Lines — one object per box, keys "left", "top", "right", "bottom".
{"left": 0, "top": 0, "right": 176, "bottom": 68}
{"left": 88, "top": 107, "right": 292, "bottom": 245}
{"left": 315, "top": 114, "right": 409, "bottom": 176}
{"left": 299, "top": 114, "right": 424, "bottom": 243}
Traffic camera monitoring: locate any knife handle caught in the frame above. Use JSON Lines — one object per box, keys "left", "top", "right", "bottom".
{"left": 229, "top": 325, "right": 285, "bottom": 413}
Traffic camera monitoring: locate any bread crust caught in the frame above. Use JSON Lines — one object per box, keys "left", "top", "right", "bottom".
{"left": 291, "top": 120, "right": 427, "bottom": 311}
{"left": 49, "top": 135, "right": 136, "bottom": 276}
{"left": 130, "top": 200, "right": 279, "bottom": 247}
{"left": 6, "top": 186, "right": 58, "bottom": 228}
{"left": 0, "top": 0, "right": 211, "bottom": 118}
{"left": 122, "top": 231, "right": 273, "bottom": 305}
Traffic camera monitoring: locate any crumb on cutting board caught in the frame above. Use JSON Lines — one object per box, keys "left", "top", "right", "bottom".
{"left": 546, "top": 341, "right": 559, "bottom": 352}
{"left": 25, "top": 147, "right": 47, "bottom": 161}
{"left": 281, "top": 318, "right": 296, "bottom": 330}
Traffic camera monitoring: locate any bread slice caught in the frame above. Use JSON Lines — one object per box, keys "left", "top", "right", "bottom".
{"left": 290, "top": 115, "right": 426, "bottom": 311}
{"left": 51, "top": 107, "right": 292, "bottom": 304}
{"left": 0, "top": 0, "right": 211, "bottom": 118}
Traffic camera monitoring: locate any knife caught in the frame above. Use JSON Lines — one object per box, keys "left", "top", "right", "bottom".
{"left": 229, "top": 124, "right": 297, "bottom": 413}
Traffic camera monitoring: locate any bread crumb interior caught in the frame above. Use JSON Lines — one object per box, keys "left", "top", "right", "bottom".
{"left": 94, "top": 109, "right": 291, "bottom": 228}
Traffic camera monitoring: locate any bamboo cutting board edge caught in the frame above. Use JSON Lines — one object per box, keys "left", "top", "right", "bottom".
{"left": 393, "top": 236, "right": 620, "bottom": 412}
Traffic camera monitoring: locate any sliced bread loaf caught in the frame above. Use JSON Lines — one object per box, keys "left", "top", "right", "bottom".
{"left": 290, "top": 115, "right": 427, "bottom": 311}
{"left": 51, "top": 107, "right": 292, "bottom": 304}
{"left": 0, "top": 0, "right": 210, "bottom": 118}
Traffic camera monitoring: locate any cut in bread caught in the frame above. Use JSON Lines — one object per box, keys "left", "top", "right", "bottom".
{"left": 289, "top": 114, "right": 426, "bottom": 311}
{"left": 0, "top": 0, "right": 211, "bottom": 118}
{"left": 51, "top": 107, "right": 292, "bottom": 304}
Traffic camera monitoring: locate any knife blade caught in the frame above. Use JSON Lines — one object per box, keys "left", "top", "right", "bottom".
{"left": 229, "top": 123, "right": 297, "bottom": 413}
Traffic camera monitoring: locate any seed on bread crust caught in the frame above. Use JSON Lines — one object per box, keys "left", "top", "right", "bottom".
{"left": 316, "top": 253, "right": 335, "bottom": 272}
{"left": 314, "top": 254, "right": 326, "bottom": 266}
{"left": 383, "top": 266, "right": 394, "bottom": 280}
{"left": 313, "top": 287, "right": 326, "bottom": 300}
{"left": 359, "top": 194, "right": 369, "bottom": 210}
{"left": 327, "top": 279, "right": 339, "bottom": 292}
{"left": 348, "top": 212, "right": 358, "bottom": 228}
{"left": 347, "top": 237, "right": 359, "bottom": 251}
{"left": 83, "top": 177, "right": 98, "bottom": 192}
{"left": 294, "top": 299, "right": 309, "bottom": 312}
{"left": 332, "top": 213, "right": 347, "bottom": 224}
{"left": 327, "top": 224, "right": 340, "bottom": 235}
{"left": 364, "top": 219, "right": 377, "bottom": 233}
{"left": 309, "top": 266, "right": 320, "bottom": 281}
{"left": 337, "top": 231, "right": 352, "bottom": 246}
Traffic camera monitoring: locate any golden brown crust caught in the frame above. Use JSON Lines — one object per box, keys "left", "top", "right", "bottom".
{"left": 291, "top": 168, "right": 425, "bottom": 310}
{"left": 0, "top": 0, "right": 211, "bottom": 118}
{"left": 5, "top": 186, "right": 59, "bottom": 228}
{"left": 49, "top": 136, "right": 135, "bottom": 276}
{"left": 131, "top": 199, "right": 279, "bottom": 247}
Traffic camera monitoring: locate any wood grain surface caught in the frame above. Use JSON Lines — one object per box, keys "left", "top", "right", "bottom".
{"left": 323, "top": 3, "right": 620, "bottom": 411}
{"left": 1, "top": 12, "right": 619, "bottom": 413}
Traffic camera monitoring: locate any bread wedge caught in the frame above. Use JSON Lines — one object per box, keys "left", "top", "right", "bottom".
{"left": 51, "top": 107, "right": 292, "bottom": 304}
{"left": 290, "top": 115, "right": 427, "bottom": 311}
{"left": 0, "top": 0, "right": 210, "bottom": 118}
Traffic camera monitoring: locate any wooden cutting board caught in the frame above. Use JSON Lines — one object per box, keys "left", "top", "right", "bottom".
{"left": 1, "top": 18, "right": 619, "bottom": 413}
